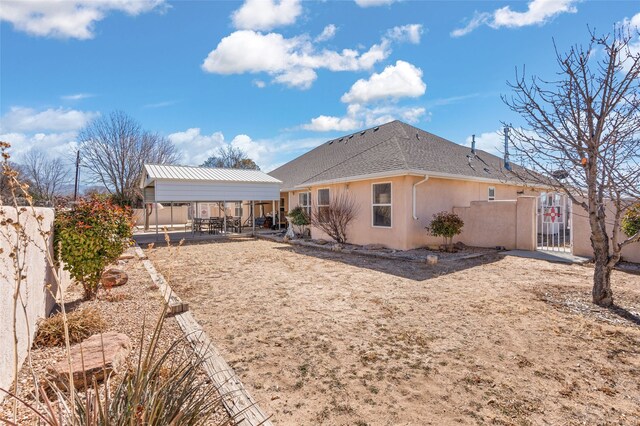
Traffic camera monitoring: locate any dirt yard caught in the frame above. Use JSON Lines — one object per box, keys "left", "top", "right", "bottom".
{"left": 147, "top": 238, "right": 640, "bottom": 425}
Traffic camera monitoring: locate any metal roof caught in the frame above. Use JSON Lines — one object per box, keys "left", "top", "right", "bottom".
{"left": 142, "top": 164, "right": 282, "bottom": 186}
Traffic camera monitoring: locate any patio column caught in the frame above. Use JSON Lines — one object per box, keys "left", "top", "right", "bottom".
{"left": 277, "top": 199, "right": 281, "bottom": 230}
{"left": 223, "top": 201, "right": 227, "bottom": 234}
{"left": 155, "top": 202, "right": 159, "bottom": 242}
{"left": 170, "top": 202, "right": 173, "bottom": 231}
{"left": 272, "top": 200, "right": 275, "bottom": 230}
{"left": 252, "top": 200, "right": 255, "bottom": 236}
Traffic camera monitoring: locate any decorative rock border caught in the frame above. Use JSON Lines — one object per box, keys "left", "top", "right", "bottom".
{"left": 134, "top": 244, "right": 272, "bottom": 426}
{"left": 256, "top": 233, "right": 493, "bottom": 264}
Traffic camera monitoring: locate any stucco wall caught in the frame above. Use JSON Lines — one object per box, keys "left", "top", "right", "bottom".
{"left": 407, "top": 177, "right": 540, "bottom": 249}
{"left": 133, "top": 205, "right": 190, "bottom": 226}
{"left": 0, "top": 207, "right": 70, "bottom": 401}
{"left": 572, "top": 203, "right": 640, "bottom": 264}
{"left": 287, "top": 175, "right": 541, "bottom": 250}
{"left": 452, "top": 196, "right": 537, "bottom": 250}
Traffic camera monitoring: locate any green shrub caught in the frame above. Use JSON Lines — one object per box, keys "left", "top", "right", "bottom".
{"left": 288, "top": 206, "right": 310, "bottom": 226}
{"left": 621, "top": 202, "right": 640, "bottom": 238}
{"left": 55, "top": 195, "right": 134, "bottom": 299}
{"left": 426, "top": 211, "right": 464, "bottom": 252}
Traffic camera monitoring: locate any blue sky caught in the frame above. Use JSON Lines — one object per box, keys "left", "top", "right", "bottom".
{"left": 1, "top": 0, "right": 638, "bottom": 174}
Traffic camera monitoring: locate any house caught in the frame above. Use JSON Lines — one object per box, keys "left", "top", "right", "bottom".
{"left": 269, "top": 120, "right": 544, "bottom": 250}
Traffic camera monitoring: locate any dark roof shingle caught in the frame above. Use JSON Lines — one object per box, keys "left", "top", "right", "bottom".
{"left": 269, "top": 120, "right": 534, "bottom": 189}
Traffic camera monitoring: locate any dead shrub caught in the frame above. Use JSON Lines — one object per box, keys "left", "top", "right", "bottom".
{"left": 34, "top": 307, "right": 106, "bottom": 348}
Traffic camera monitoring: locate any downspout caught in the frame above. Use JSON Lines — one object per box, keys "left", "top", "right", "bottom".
{"left": 412, "top": 175, "right": 429, "bottom": 220}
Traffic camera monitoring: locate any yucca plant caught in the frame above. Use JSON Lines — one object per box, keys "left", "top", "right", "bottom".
{"left": 2, "top": 305, "right": 230, "bottom": 426}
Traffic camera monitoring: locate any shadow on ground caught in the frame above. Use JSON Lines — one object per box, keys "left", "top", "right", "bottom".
{"left": 273, "top": 243, "right": 502, "bottom": 281}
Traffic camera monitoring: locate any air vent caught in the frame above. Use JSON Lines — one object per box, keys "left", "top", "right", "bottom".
{"left": 360, "top": 131, "right": 366, "bottom": 135}
{"left": 348, "top": 134, "right": 354, "bottom": 139}
{"left": 373, "top": 127, "right": 379, "bottom": 131}
{"left": 483, "top": 167, "right": 491, "bottom": 174}
{"left": 339, "top": 138, "right": 344, "bottom": 142}
{"left": 328, "top": 140, "right": 333, "bottom": 145}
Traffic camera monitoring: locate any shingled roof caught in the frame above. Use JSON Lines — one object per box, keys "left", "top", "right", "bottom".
{"left": 269, "top": 120, "right": 535, "bottom": 190}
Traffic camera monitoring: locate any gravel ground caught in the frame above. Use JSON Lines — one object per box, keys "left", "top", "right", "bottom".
{"left": 147, "top": 238, "right": 640, "bottom": 426}
{"left": 0, "top": 247, "right": 230, "bottom": 425}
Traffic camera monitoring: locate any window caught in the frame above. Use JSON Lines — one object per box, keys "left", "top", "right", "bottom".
{"left": 317, "top": 188, "right": 330, "bottom": 222}
{"left": 488, "top": 187, "right": 496, "bottom": 201}
{"left": 372, "top": 183, "right": 392, "bottom": 227}
{"left": 299, "top": 192, "right": 311, "bottom": 216}
{"left": 235, "top": 202, "right": 243, "bottom": 217}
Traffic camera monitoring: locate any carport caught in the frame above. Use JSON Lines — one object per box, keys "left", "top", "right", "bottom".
{"left": 140, "top": 164, "right": 282, "bottom": 240}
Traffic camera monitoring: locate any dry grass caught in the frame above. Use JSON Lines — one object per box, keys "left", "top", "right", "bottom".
{"left": 147, "top": 238, "right": 640, "bottom": 425}
{"left": 33, "top": 306, "right": 106, "bottom": 348}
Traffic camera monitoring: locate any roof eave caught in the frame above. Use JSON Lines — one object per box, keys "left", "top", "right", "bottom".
{"left": 289, "top": 169, "right": 546, "bottom": 189}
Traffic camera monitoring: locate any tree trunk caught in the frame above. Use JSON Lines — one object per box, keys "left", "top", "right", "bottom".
{"left": 591, "top": 230, "right": 614, "bottom": 307}
{"left": 592, "top": 259, "right": 613, "bottom": 307}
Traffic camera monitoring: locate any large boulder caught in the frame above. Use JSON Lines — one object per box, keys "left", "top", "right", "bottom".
{"left": 101, "top": 268, "right": 128, "bottom": 288}
{"left": 48, "top": 332, "right": 132, "bottom": 390}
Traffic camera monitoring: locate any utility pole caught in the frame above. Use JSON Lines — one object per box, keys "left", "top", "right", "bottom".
{"left": 73, "top": 150, "right": 81, "bottom": 201}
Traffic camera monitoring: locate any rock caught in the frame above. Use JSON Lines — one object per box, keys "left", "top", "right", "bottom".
{"left": 364, "top": 243, "right": 387, "bottom": 250}
{"left": 315, "top": 239, "right": 329, "bottom": 245}
{"left": 283, "top": 235, "right": 291, "bottom": 242}
{"left": 101, "top": 268, "right": 128, "bottom": 288}
{"left": 48, "top": 332, "right": 132, "bottom": 390}
{"left": 425, "top": 244, "right": 441, "bottom": 251}
{"left": 426, "top": 255, "right": 438, "bottom": 265}
{"left": 453, "top": 242, "right": 467, "bottom": 250}
{"left": 118, "top": 253, "right": 135, "bottom": 261}
{"left": 331, "top": 244, "right": 343, "bottom": 252}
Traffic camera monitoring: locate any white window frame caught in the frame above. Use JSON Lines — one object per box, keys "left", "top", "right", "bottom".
{"left": 299, "top": 191, "right": 311, "bottom": 216}
{"left": 488, "top": 186, "right": 496, "bottom": 201}
{"left": 316, "top": 188, "right": 330, "bottom": 223}
{"left": 371, "top": 182, "right": 392, "bottom": 228}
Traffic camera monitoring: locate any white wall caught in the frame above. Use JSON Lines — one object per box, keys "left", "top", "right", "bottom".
{"left": 0, "top": 207, "right": 70, "bottom": 401}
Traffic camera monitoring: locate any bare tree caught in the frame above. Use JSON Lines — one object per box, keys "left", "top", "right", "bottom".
{"left": 79, "top": 111, "right": 178, "bottom": 206}
{"left": 310, "top": 191, "right": 359, "bottom": 244}
{"left": 201, "top": 145, "right": 260, "bottom": 170}
{"left": 20, "top": 149, "right": 69, "bottom": 205}
{"left": 504, "top": 27, "right": 640, "bottom": 307}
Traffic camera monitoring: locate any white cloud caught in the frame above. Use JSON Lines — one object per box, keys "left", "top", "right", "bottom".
{"left": 167, "top": 127, "right": 326, "bottom": 171}
{"left": 354, "top": 0, "right": 397, "bottom": 7}
{"left": 302, "top": 103, "right": 426, "bottom": 132}
{"left": 302, "top": 116, "right": 362, "bottom": 132}
{"left": 253, "top": 79, "right": 267, "bottom": 88}
{"left": 341, "top": 60, "right": 426, "bottom": 104}
{"left": 451, "top": 0, "right": 577, "bottom": 37}
{"left": 167, "top": 128, "right": 226, "bottom": 166}
{"left": 231, "top": 0, "right": 302, "bottom": 31}
{"left": 61, "top": 93, "right": 94, "bottom": 101}
{"left": 0, "top": 131, "right": 79, "bottom": 160}
{"left": 464, "top": 131, "right": 504, "bottom": 156}
{"left": 620, "top": 12, "right": 640, "bottom": 73}
{"left": 0, "top": 106, "right": 98, "bottom": 133}
{"left": 386, "top": 24, "right": 423, "bottom": 44}
{"left": 0, "top": 0, "right": 167, "bottom": 39}
{"left": 315, "top": 24, "right": 337, "bottom": 42}
{"left": 202, "top": 30, "right": 392, "bottom": 89}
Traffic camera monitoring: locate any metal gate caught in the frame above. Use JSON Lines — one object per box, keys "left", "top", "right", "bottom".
{"left": 536, "top": 192, "right": 572, "bottom": 252}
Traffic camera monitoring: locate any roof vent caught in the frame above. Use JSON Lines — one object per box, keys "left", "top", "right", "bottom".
{"left": 483, "top": 167, "right": 491, "bottom": 174}
{"left": 373, "top": 126, "right": 379, "bottom": 132}
{"left": 416, "top": 133, "right": 420, "bottom": 140}
{"left": 339, "top": 138, "right": 344, "bottom": 142}
{"left": 360, "top": 131, "right": 366, "bottom": 136}
{"left": 348, "top": 134, "right": 354, "bottom": 139}
{"left": 328, "top": 140, "right": 333, "bottom": 145}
